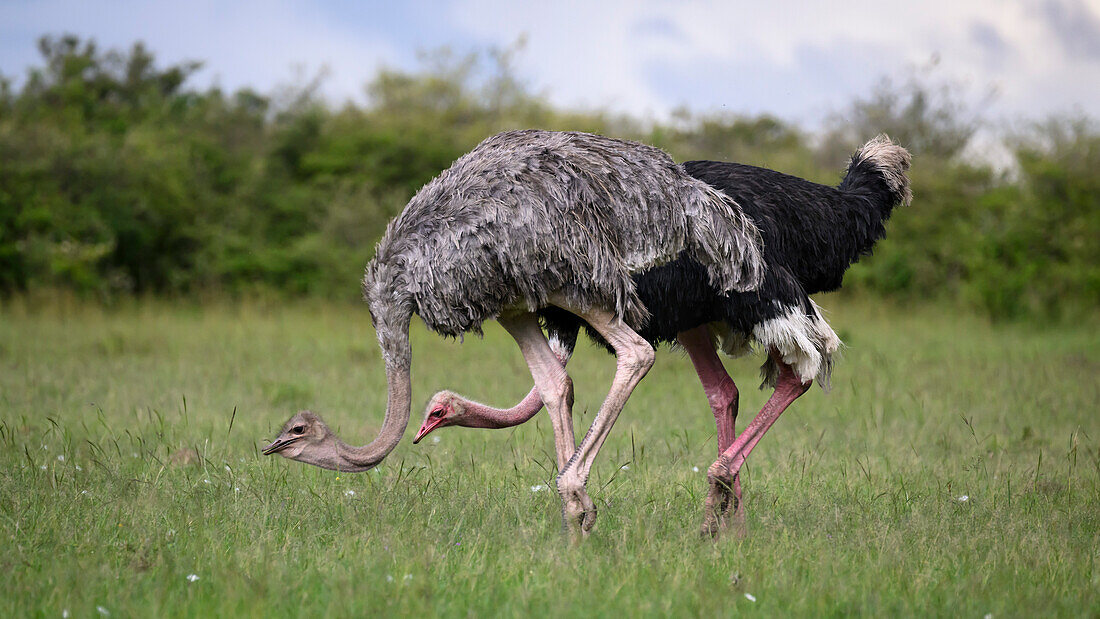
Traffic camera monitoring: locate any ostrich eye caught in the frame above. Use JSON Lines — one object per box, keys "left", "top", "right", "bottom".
{"left": 292, "top": 425, "right": 306, "bottom": 434}
{"left": 430, "top": 408, "right": 445, "bottom": 418}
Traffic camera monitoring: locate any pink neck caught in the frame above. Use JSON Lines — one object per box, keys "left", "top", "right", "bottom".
{"left": 459, "top": 387, "right": 544, "bottom": 429}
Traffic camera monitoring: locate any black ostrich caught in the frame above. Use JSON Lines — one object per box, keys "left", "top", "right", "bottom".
{"left": 413, "top": 135, "right": 912, "bottom": 536}
{"left": 262, "top": 130, "right": 766, "bottom": 539}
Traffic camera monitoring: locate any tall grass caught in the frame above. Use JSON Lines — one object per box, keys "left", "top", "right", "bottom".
{"left": 1, "top": 297, "right": 1097, "bottom": 616}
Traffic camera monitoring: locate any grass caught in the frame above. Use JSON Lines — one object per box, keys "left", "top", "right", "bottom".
{"left": 1, "top": 296, "right": 1098, "bottom": 617}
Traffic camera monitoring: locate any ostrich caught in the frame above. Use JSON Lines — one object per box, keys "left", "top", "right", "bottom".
{"left": 262, "top": 130, "right": 766, "bottom": 537}
{"left": 411, "top": 135, "right": 912, "bottom": 535}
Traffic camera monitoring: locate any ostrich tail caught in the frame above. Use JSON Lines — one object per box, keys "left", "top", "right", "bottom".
{"left": 840, "top": 134, "right": 913, "bottom": 209}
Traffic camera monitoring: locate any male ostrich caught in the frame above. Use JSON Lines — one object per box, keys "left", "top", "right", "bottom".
{"left": 262, "top": 130, "right": 765, "bottom": 537}
{"left": 412, "top": 135, "right": 912, "bottom": 535}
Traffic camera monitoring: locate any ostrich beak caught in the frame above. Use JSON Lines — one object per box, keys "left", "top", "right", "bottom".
{"left": 262, "top": 436, "right": 300, "bottom": 455}
{"left": 412, "top": 417, "right": 445, "bottom": 444}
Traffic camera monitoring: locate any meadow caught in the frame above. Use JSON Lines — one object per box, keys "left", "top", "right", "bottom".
{"left": 1, "top": 296, "right": 1097, "bottom": 617}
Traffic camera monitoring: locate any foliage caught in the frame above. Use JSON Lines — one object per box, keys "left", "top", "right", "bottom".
{"left": 1, "top": 35, "right": 1097, "bottom": 318}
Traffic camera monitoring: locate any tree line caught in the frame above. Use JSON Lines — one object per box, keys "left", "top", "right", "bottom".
{"left": 1, "top": 35, "right": 1096, "bottom": 320}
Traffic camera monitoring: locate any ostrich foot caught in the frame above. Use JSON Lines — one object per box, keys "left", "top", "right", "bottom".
{"left": 700, "top": 455, "right": 744, "bottom": 538}
{"left": 558, "top": 478, "right": 597, "bottom": 542}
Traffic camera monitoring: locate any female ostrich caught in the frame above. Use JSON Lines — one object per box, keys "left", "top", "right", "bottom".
{"left": 412, "top": 136, "right": 912, "bottom": 535}
{"left": 262, "top": 130, "right": 765, "bottom": 537}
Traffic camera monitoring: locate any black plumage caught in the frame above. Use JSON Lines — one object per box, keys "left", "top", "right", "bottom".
{"left": 540, "top": 135, "right": 912, "bottom": 387}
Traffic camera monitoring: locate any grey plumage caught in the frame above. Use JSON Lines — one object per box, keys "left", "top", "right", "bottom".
{"left": 363, "top": 130, "right": 765, "bottom": 368}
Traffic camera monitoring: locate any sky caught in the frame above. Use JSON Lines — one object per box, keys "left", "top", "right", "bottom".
{"left": 1, "top": 0, "right": 1099, "bottom": 126}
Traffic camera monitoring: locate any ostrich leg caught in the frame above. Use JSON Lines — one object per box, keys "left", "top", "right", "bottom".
{"left": 554, "top": 302, "right": 655, "bottom": 540}
{"left": 702, "top": 350, "right": 810, "bottom": 537}
{"left": 497, "top": 314, "right": 578, "bottom": 474}
{"left": 676, "top": 326, "right": 745, "bottom": 536}
{"left": 489, "top": 328, "right": 576, "bottom": 433}
{"left": 414, "top": 323, "right": 577, "bottom": 443}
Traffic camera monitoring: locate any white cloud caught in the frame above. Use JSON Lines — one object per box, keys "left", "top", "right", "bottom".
{"left": 2, "top": 0, "right": 1098, "bottom": 122}
{"left": 449, "top": 0, "right": 1100, "bottom": 122}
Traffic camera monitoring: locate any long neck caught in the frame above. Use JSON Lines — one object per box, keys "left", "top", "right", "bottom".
{"left": 458, "top": 387, "right": 545, "bottom": 429}
{"left": 454, "top": 331, "right": 575, "bottom": 430}
{"left": 329, "top": 362, "right": 412, "bottom": 471}
{"left": 323, "top": 286, "right": 414, "bottom": 472}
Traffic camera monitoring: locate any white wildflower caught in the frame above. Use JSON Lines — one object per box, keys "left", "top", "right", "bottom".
{"left": 76, "top": 465, "right": 83, "bottom": 471}
{"left": 432, "top": 436, "right": 440, "bottom": 443}
{"left": 744, "top": 593, "right": 756, "bottom": 602}
{"left": 203, "top": 479, "right": 210, "bottom": 484}
{"left": 96, "top": 606, "right": 110, "bottom": 616}
{"left": 693, "top": 466, "right": 700, "bottom": 473}
{"left": 131, "top": 452, "right": 138, "bottom": 458}
{"left": 403, "top": 574, "right": 412, "bottom": 581}
{"left": 386, "top": 575, "right": 394, "bottom": 583}
{"left": 40, "top": 465, "right": 47, "bottom": 470}
{"left": 63, "top": 610, "right": 70, "bottom": 618}
{"left": 620, "top": 464, "right": 629, "bottom": 470}
{"left": 958, "top": 495, "right": 969, "bottom": 502}
{"left": 81, "top": 490, "right": 89, "bottom": 496}
{"left": 344, "top": 490, "right": 356, "bottom": 497}
{"left": 224, "top": 465, "right": 231, "bottom": 472}
{"left": 234, "top": 487, "right": 240, "bottom": 493}
{"left": 186, "top": 574, "right": 199, "bottom": 582}
{"left": 57, "top": 455, "right": 65, "bottom": 462}
{"left": 530, "top": 484, "right": 545, "bottom": 492}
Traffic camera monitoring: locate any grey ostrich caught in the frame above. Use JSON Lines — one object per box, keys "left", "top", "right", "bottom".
{"left": 262, "top": 130, "right": 765, "bottom": 537}
{"left": 411, "top": 136, "right": 912, "bottom": 536}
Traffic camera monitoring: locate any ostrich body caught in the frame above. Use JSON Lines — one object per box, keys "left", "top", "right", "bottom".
{"left": 263, "top": 130, "right": 765, "bottom": 537}
{"left": 413, "top": 136, "right": 912, "bottom": 535}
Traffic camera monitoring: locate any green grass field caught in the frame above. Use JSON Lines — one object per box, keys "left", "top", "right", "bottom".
{"left": 2, "top": 297, "right": 1098, "bottom": 616}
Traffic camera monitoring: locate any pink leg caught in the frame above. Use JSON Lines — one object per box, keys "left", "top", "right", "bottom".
{"left": 678, "top": 326, "right": 739, "bottom": 451}
{"left": 552, "top": 300, "right": 655, "bottom": 540}
{"left": 701, "top": 352, "right": 810, "bottom": 537}
{"left": 677, "top": 326, "right": 744, "bottom": 531}
{"left": 498, "top": 314, "right": 578, "bottom": 473}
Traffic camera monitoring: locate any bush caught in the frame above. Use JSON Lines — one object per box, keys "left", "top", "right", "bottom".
{"left": 1, "top": 35, "right": 1097, "bottom": 321}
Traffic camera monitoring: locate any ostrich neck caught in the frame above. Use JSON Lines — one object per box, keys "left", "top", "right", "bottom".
{"left": 454, "top": 340, "right": 574, "bottom": 430}
{"left": 458, "top": 387, "right": 544, "bottom": 429}
{"left": 328, "top": 362, "right": 412, "bottom": 472}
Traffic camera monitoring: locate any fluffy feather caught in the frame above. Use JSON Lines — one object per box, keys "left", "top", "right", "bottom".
{"left": 363, "top": 130, "right": 766, "bottom": 368}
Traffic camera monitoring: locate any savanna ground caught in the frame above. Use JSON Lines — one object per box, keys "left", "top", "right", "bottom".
{"left": 1, "top": 296, "right": 1097, "bottom": 617}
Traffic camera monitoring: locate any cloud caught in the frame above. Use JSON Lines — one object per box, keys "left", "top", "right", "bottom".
{"left": 2, "top": 0, "right": 1098, "bottom": 122}
{"left": 645, "top": 37, "right": 896, "bottom": 120}
{"left": 1038, "top": 0, "right": 1100, "bottom": 60}
{"left": 449, "top": 0, "right": 1100, "bottom": 123}
{"left": 631, "top": 17, "right": 687, "bottom": 43}
{"left": 970, "top": 21, "right": 1010, "bottom": 56}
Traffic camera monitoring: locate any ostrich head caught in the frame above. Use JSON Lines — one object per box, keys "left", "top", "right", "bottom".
{"left": 263, "top": 410, "right": 384, "bottom": 472}
{"left": 263, "top": 411, "right": 334, "bottom": 461}
{"left": 413, "top": 391, "right": 465, "bottom": 443}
